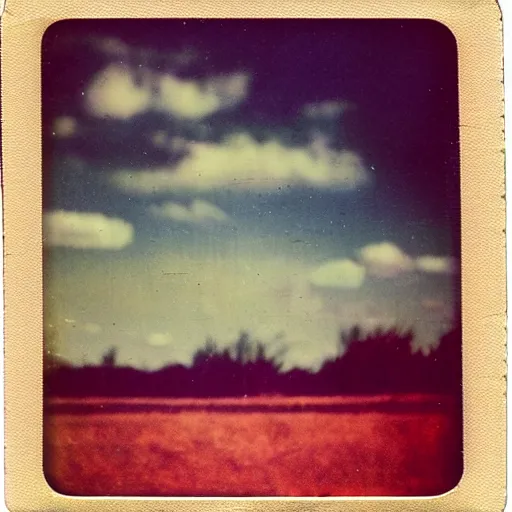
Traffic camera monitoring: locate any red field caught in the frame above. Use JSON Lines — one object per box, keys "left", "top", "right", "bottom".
{"left": 43, "top": 395, "right": 462, "bottom": 497}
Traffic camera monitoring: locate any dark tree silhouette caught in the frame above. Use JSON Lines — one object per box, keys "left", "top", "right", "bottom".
{"left": 44, "top": 324, "right": 463, "bottom": 399}
{"left": 339, "top": 325, "right": 363, "bottom": 352}
{"left": 101, "top": 347, "right": 117, "bottom": 367}
{"left": 316, "top": 327, "right": 418, "bottom": 394}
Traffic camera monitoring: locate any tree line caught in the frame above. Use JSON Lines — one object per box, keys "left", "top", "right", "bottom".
{"left": 44, "top": 324, "right": 462, "bottom": 398}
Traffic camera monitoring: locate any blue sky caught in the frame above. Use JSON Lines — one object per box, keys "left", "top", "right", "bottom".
{"left": 42, "top": 19, "right": 460, "bottom": 370}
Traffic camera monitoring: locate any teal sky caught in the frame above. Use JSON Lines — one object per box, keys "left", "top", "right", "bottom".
{"left": 42, "top": 19, "right": 460, "bottom": 370}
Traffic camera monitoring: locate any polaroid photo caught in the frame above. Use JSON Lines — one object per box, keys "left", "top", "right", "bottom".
{"left": 1, "top": 1, "right": 506, "bottom": 510}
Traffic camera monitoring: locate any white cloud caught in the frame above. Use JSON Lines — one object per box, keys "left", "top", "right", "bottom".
{"left": 157, "top": 72, "right": 249, "bottom": 119}
{"left": 43, "top": 210, "right": 134, "bottom": 250}
{"left": 111, "top": 133, "right": 369, "bottom": 194}
{"left": 415, "top": 256, "right": 456, "bottom": 274}
{"left": 146, "top": 332, "right": 173, "bottom": 347}
{"left": 149, "top": 199, "right": 230, "bottom": 225}
{"left": 85, "top": 64, "right": 249, "bottom": 120}
{"left": 358, "top": 242, "right": 456, "bottom": 279}
{"left": 302, "top": 100, "right": 352, "bottom": 118}
{"left": 85, "top": 64, "right": 153, "bottom": 119}
{"left": 359, "top": 241, "right": 414, "bottom": 278}
{"left": 53, "top": 116, "right": 77, "bottom": 138}
{"left": 309, "top": 259, "right": 366, "bottom": 289}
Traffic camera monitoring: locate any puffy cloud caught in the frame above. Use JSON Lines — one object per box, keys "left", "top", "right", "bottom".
{"left": 415, "top": 256, "right": 456, "bottom": 274}
{"left": 157, "top": 72, "right": 249, "bottom": 119}
{"left": 53, "top": 116, "right": 77, "bottom": 138}
{"left": 149, "top": 200, "right": 230, "bottom": 224}
{"left": 146, "top": 332, "right": 173, "bottom": 347}
{"left": 359, "top": 241, "right": 414, "bottom": 278}
{"left": 358, "top": 242, "right": 456, "bottom": 279}
{"left": 302, "top": 100, "right": 352, "bottom": 118}
{"left": 43, "top": 210, "right": 134, "bottom": 250}
{"left": 309, "top": 259, "right": 366, "bottom": 289}
{"left": 111, "top": 133, "right": 369, "bottom": 194}
{"left": 85, "top": 64, "right": 153, "bottom": 119}
{"left": 85, "top": 64, "right": 249, "bottom": 120}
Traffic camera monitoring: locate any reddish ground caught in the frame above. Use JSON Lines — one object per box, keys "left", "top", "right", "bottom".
{"left": 43, "top": 395, "right": 462, "bottom": 497}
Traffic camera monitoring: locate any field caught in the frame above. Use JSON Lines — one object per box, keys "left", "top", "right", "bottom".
{"left": 44, "top": 395, "right": 462, "bottom": 497}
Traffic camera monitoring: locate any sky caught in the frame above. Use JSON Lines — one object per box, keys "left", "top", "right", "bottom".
{"left": 42, "top": 19, "right": 461, "bottom": 371}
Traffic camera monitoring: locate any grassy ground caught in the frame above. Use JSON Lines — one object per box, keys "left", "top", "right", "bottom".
{"left": 43, "top": 395, "right": 462, "bottom": 497}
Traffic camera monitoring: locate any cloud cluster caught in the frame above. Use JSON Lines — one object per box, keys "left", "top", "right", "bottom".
{"left": 309, "top": 259, "right": 366, "bottom": 289}
{"left": 85, "top": 64, "right": 249, "bottom": 120}
{"left": 149, "top": 200, "right": 230, "bottom": 225}
{"left": 111, "top": 133, "right": 369, "bottom": 194}
{"left": 43, "top": 210, "right": 134, "bottom": 250}
{"left": 308, "top": 241, "right": 456, "bottom": 290}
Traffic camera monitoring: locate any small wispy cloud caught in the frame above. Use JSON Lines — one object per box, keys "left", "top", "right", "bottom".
{"left": 93, "top": 37, "right": 131, "bottom": 58}
{"left": 111, "top": 133, "right": 369, "bottom": 194}
{"left": 43, "top": 210, "right": 134, "bottom": 250}
{"left": 415, "top": 256, "right": 456, "bottom": 274}
{"left": 92, "top": 37, "right": 199, "bottom": 69}
{"left": 149, "top": 200, "right": 230, "bottom": 225}
{"left": 302, "top": 100, "right": 353, "bottom": 119}
{"left": 52, "top": 116, "right": 78, "bottom": 138}
{"left": 309, "top": 259, "right": 366, "bottom": 289}
{"left": 146, "top": 332, "right": 173, "bottom": 347}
